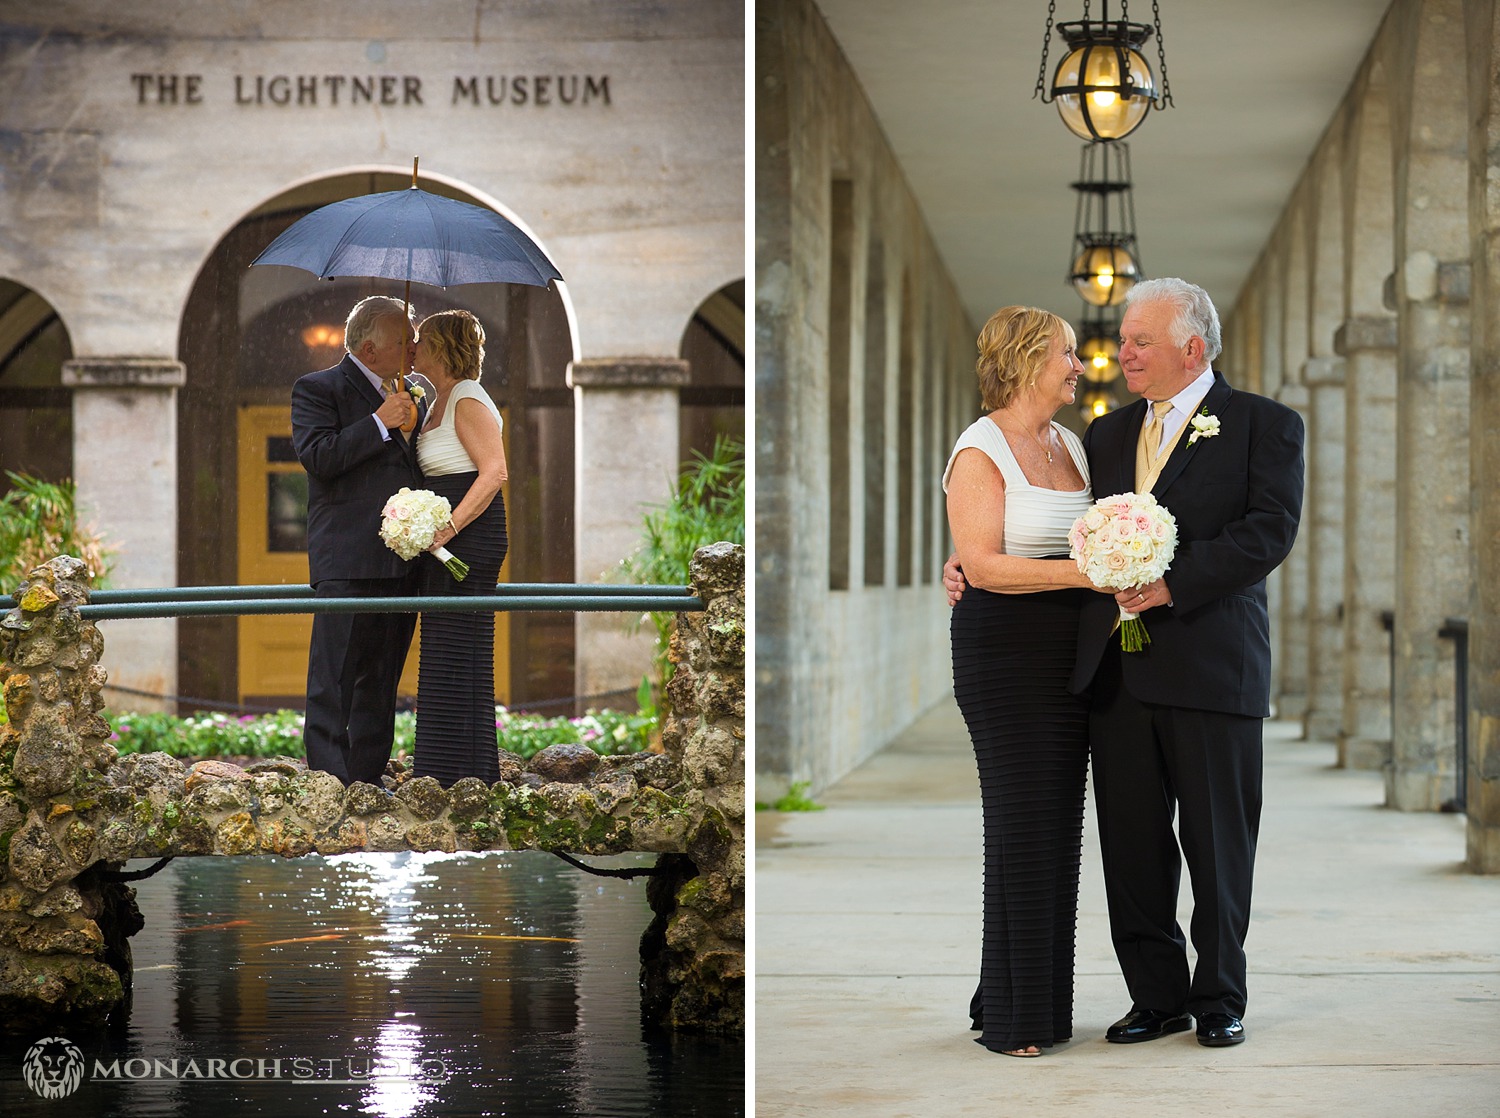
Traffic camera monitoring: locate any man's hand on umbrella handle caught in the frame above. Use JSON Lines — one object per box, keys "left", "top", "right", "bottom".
{"left": 376, "top": 391, "right": 414, "bottom": 432}
{"left": 943, "top": 552, "right": 967, "bottom": 607}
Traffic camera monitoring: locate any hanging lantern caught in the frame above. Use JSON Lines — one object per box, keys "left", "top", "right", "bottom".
{"left": 1077, "top": 312, "right": 1121, "bottom": 382}
{"left": 1071, "top": 239, "right": 1139, "bottom": 306}
{"left": 1067, "top": 141, "right": 1142, "bottom": 308}
{"left": 1078, "top": 385, "right": 1117, "bottom": 423}
{"left": 1034, "top": 0, "right": 1173, "bottom": 142}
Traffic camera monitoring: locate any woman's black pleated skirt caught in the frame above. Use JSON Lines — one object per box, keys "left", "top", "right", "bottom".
{"left": 414, "top": 472, "right": 508, "bottom": 789}
{"left": 951, "top": 582, "right": 1089, "bottom": 1052}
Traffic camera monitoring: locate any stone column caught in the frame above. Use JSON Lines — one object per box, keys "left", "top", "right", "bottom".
{"left": 1466, "top": 0, "right": 1500, "bottom": 872}
{"left": 1334, "top": 318, "right": 1397, "bottom": 769}
{"left": 567, "top": 357, "right": 688, "bottom": 703}
{"left": 62, "top": 359, "right": 184, "bottom": 713}
{"left": 1302, "top": 356, "right": 1347, "bottom": 744}
{"left": 1273, "top": 380, "right": 1311, "bottom": 721}
{"left": 1389, "top": 259, "right": 1471, "bottom": 810}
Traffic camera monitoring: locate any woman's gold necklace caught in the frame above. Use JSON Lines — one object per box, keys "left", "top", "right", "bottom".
{"left": 1003, "top": 416, "right": 1054, "bottom": 463}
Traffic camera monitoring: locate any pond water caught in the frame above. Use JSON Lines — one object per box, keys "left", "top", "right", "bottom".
{"left": 0, "top": 852, "right": 744, "bottom": 1117}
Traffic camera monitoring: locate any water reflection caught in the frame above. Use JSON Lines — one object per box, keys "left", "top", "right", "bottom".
{"left": 0, "top": 852, "right": 743, "bottom": 1117}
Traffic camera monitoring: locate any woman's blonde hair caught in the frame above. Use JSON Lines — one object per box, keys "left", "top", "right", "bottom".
{"left": 975, "top": 305, "right": 1068, "bottom": 410}
{"left": 418, "top": 309, "right": 487, "bottom": 381}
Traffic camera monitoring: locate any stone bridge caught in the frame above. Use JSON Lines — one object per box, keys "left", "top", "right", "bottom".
{"left": 0, "top": 545, "right": 745, "bottom": 1033}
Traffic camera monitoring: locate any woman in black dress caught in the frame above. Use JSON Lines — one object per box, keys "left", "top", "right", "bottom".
{"left": 412, "top": 309, "right": 508, "bottom": 787}
{"left": 942, "top": 306, "right": 1102, "bottom": 1056}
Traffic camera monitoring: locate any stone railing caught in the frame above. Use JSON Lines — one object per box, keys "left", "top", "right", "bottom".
{"left": 0, "top": 544, "right": 744, "bottom": 1033}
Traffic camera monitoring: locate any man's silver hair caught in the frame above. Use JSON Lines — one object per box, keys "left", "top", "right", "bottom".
{"left": 1125, "top": 277, "right": 1222, "bottom": 366}
{"left": 344, "top": 295, "right": 414, "bottom": 353}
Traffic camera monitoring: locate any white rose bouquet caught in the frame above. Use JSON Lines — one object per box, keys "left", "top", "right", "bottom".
{"left": 1068, "top": 491, "right": 1178, "bottom": 652}
{"left": 379, "top": 487, "right": 469, "bottom": 581}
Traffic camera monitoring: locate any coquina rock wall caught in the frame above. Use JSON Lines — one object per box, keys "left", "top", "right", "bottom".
{"left": 0, "top": 547, "right": 744, "bottom": 1032}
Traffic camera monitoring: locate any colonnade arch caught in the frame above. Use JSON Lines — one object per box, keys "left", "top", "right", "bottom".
{"left": 1227, "top": 0, "right": 1499, "bottom": 870}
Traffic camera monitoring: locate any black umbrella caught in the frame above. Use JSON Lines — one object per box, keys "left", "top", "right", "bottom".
{"left": 250, "top": 158, "right": 562, "bottom": 312}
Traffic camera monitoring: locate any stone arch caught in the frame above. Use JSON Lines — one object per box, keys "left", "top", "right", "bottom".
{"left": 1309, "top": 140, "right": 1347, "bottom": 358}
{"left": 1341, "top": 61, "right": 1397, "bottom": 320}
{"left": 1336, "top": 54, "right": 1400, "bottom": 772}
{"left": 1280, "top": 203, "right": 1311, "bottom": 387}
{"left": 174, "top": 170, "right": 577, "bottom": 711}
{"left": 1303, "top": 136, "right": 1350, "bottom": 746}
{"left": 0, "top": 279, "right": 73, "bottom": 484}
{"left": 1259, "top": 243, "right": 1287, "bottom": 397}
{"left": 677, "top": 278, "right": 746, "bottom": 468}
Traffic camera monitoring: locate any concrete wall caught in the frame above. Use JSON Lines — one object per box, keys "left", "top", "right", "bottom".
{"left": 756, "top": 0, "right": 975, "bottom": 795}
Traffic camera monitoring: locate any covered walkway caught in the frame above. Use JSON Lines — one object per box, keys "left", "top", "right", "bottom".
{"left": 756, "top": 698, "right": 1500, "bottom": 1116}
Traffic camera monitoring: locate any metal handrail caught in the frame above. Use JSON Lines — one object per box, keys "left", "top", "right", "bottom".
{"left": 73, "top": 593, "right": 702, "bottom": 620}
{"left": 5, "top": 582, "right": 695, "bottom": 607}
{"left": 5, "top": 579, "right": 699, "bottom": 615}
{"left": 1438, "top": 617, "right": 1469, "bottom": 814}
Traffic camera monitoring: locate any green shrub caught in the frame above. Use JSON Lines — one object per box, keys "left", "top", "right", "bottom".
{"left": 619, "top": 435, "right": 745, "bottom": 703}
{"left": 0, "top": 472, "right": 113, "bottom": 593}
{"left": 105, "top": 705, "right": 656, "bottom": 763}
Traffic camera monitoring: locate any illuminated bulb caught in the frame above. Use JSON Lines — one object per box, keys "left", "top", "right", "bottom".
{"left": 1052, "top": 39, "right": 1156, "bottom": 141}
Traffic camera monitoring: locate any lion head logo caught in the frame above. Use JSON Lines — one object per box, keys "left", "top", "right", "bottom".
{"left": 22, "top": 1036, "right": 85, "bottom": 1099}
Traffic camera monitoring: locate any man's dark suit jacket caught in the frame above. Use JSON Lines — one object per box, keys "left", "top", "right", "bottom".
{"left": 1069, "top": 372, "right": 1306, "bottom": 718}
{"left": 290, "top": 355, "right": 428, "bottom": 584}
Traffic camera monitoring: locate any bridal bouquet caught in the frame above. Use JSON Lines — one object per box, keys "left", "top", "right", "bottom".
{"left": 379, "top": 487, "right": 470, "bottom": 581}
{"left": 1068, "top": 491, "right": 1177, "bottom": 652}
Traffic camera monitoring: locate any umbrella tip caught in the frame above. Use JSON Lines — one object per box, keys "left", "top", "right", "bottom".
{"left": 411, "top": 156, "right": 419, "bottom": 189}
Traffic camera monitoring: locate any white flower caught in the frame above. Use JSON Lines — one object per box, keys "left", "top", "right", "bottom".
{"left": 379, "top": 487, "right": 454, "bottom": 560}
{"left": 1188, "top": 410, "right": 1221, "bottom": 445}
{"left": 1069, "top": 491, "right": 1179, "bottom": 653}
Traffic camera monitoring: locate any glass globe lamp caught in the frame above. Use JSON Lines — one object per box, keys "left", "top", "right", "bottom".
{"left": 1079, "top": 386, "right": 1116, "bottom": 423}
{"left": 1052, "top": 25, "right": 1157, "bottom": 141}
{"left": 1078, "top": 332, "right": 1121, "bottom": 383}
{"left": 1070, "top": 241, "right": 1139, "bottom": 307}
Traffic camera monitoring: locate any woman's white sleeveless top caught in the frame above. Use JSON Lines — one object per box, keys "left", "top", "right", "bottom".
{"left": 416, "top": 379, "right": 503, "bottom": 477}
{"left": 942, "top": 416, "right": 1093, "bottom": 557}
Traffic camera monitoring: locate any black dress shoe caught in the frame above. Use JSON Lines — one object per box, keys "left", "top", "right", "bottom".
{"left": 1105, "top": 1007, "right": 1192, "bottom": 1043}
{"left": 1196, "top": 1012, "right": 1245, "bottom": 1047}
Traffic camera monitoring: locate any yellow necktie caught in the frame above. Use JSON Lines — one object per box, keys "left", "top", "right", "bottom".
{"left": 1135, "top": 400, "right": 1174, "bottom": 490}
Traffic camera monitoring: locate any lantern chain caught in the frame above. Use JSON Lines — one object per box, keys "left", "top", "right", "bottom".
{"left": 1033, "top": 0, "right": 1058, "bottom": 102}
{"left": 1151, "top": 0, "right": 1173, "bottom": 108}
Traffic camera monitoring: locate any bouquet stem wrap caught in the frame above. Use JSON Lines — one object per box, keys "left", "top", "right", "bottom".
{"left": 1117, "top": 605, "right": 1150, "bottom": 652}
{"left": 380, "top": 487, "right": 470, "bottom": 582}
{"left": 1068, "top": 492, "right": 1178, "bottom": 653}
{"left": 429, "top": 544, "right": 470, "bottom": 581}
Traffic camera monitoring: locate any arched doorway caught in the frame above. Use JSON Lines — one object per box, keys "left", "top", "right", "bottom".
{"left": 0, "top": 279, "right": 73, "bottom": 482}
{"left": 678, "top": 279, "right": 745, "bottom": 464}
{"left": 176, "top": 171, "right": 576, "bottom": 712}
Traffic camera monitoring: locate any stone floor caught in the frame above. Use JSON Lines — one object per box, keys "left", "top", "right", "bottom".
{"left": 754, "top": 699, "right": 1500, "bottom": 1117}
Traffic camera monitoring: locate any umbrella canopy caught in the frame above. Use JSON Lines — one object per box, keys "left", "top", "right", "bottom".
{"left": 250, "top": 186, "right": 562, "bottom": 289}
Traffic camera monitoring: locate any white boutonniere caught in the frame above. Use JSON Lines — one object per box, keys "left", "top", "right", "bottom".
{"left": 1187, "top": 408, "right": 1220, "bottom": 445}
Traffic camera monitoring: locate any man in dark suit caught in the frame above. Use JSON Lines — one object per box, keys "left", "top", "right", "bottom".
{"left": 1072, "top": 278, "right": 1304, "bottom": 1049}
{"left": 945, "top": 278, "right": 1304, "bottom": 1048}
{"left": 291, "top": 295, "right": 429, "bottom": 787}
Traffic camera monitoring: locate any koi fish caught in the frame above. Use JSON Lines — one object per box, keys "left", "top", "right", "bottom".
{"left": 255, "top": 934, "right": 345, "bottom": 946}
